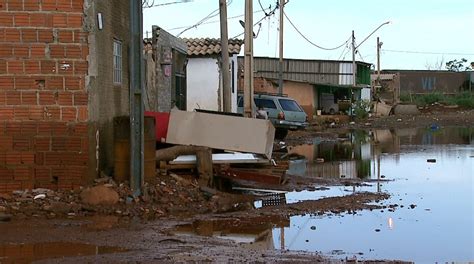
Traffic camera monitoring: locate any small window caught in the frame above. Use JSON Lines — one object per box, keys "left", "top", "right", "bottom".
{"left": 255, "top": 98, "right": 277, "bottom": 109}
{"left": 237, "top": 96, "right": 243, "bottom": 107}
{"left": 113, "top": 40, "right": 122, "bottom": 84}
{"left": 278, "top": 99, "right": 303, "bottom": 112}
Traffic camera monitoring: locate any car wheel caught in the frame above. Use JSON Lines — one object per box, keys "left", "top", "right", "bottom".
{"left": 275, "top": 129, "right": 289, "bottom": 140}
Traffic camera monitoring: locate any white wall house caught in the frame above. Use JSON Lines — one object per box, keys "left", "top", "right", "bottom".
{"left": 184, "top": 38, "right": 243, "bottom": 113}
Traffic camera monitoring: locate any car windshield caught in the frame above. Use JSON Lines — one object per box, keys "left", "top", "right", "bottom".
{"left": 254, "top": 98, "right": 277, "bottom": 109}
{"left": 278, "top": 99, "right": 303, "bottom": 112}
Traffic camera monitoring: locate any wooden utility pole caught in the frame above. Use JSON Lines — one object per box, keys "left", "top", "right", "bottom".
{"left": 278, "top": 0, "right": 284, "bottom": 95}
{"left": 243, "top": 0, "right": 254, "bottom": 117}
{"left": 377, "top": 37, "right": 382, "bottom": 85}
{"left": 219, "top": 0, "right": 231, "bottom": 112}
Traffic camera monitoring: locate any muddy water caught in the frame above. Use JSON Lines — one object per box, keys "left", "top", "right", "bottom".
{"left": 282, "top": 127, "right": 474, "bottom": 262}
{"left": 0, "top": 241, "right": 127, "bottom": 262}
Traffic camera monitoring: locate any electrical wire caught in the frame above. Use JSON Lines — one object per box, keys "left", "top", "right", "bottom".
{"left": 142, "top": 0, "right": 194, "bottom": 8}
{"left": 176, "top": 0, "right": 233, "bottom": 37}
{"left": 232, "top": 2, "right": 278, "bottom": 39}
{"left": 381, "top": 49, "right": 474, "bottom": 56}
{"left": 283, "top": 11, "right": 349, "bottom": 51}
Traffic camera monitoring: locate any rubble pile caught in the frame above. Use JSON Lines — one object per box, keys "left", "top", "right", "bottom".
{"left": 0, "top": 174, "right": 230, "bottom": 221}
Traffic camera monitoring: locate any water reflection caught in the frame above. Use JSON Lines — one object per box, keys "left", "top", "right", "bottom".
{"left": 288, "top": 127, "right": 474, "bottom": 180}
{"left": 282, "top": 126, "right": 474, "bottom": 262}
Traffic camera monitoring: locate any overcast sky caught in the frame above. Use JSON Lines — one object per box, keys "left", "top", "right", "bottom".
{"left": 143, "top": 0, "right": 474, "bottom": 70}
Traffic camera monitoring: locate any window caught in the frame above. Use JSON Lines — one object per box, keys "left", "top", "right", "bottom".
{"left": 254, "top": 98, "right": 277, "bottom": 109}
{"left": 113, "top": 40, "right": 122, "bottom": 84}
{"left": 237, "top": 96, "right": 243, "bottom": 107}
{"left": 278, "top": 99, "right": 303, "bottom": 112}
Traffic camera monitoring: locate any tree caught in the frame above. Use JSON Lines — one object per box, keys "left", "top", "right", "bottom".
{"left": 445, "top": 58, "right": 473, "bottom": 72}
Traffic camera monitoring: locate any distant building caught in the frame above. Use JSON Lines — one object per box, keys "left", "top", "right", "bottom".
{"left": 238, "top": 56, "right": 372, "bottom": 118}
{"left": 184, "top": 38, "right": 243, "bottom": 112}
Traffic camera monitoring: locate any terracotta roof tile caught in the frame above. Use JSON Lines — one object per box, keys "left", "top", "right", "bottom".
{"left": 183, "top": 38, "right": 243, "bottom": 56}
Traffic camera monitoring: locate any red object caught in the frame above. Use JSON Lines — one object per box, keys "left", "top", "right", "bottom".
{"left": 144, "top": 111, "right": 170, "bottom": 143}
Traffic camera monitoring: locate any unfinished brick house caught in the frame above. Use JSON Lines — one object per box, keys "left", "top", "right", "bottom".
{"left": 0, "top": 0, "right": 131, "bottom": 193}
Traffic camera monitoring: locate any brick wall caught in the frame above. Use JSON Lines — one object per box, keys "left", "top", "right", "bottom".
{"left": 0, "top": 0, "right": 89, "bottom": 193}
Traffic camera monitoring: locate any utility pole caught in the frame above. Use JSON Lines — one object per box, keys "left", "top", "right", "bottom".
{"left": 243, "top": 0, "right": 254, "bottom": 118}
{"left": 377, "top": 37, "right": 383, "bottom": 85}
{"left": 129, "top": 0, "right": 144, "bottom": 196}
{"left": 219, "top": 0, "right": 231, "bottom": 112}
{"left": 351, "top": 30, "right": 356, "bottom": 87}
{"left": 278, "top": 0, "right": 284, "bottom": 95}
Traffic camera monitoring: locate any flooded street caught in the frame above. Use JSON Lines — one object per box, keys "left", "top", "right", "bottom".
{"left": 279, "top": 127, "right": 474, "bottom": 262}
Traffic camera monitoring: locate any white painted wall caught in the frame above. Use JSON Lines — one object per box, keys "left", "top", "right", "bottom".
{"left": 187, "top": 58, "right": 220, "bottom": 111}
{"left": 187, "top": 55, "right": 239, "bottom": 113}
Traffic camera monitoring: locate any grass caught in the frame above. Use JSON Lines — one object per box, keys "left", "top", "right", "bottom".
{"left": 400, "top": 92, "right": 474, "bottom": 108}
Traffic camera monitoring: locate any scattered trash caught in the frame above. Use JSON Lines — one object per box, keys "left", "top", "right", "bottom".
{"left": 427, "top": 159, "right": 436, "bottom": 163}
{"left": 315, "top": 158, "right": 324, "bottom": 163}
{"left": 375, "top": 229, "right": 381, "bottom": 232}
{"left": 380, "top": 175, "right": 386, "bottom": 179}
{"left": 409, "top": 204, "right": 417, "bottom": 209}
{"left": 33, "top": 194, "right": 46, "bottom": 200}
{"left": 349, "top": 121, "right": 356, "bottom": 125}
{"left": 310, "top": 226, "right": 316, "bottom": 230}
{"left": 397, "top": 118, "right": 402, "bottom": 122}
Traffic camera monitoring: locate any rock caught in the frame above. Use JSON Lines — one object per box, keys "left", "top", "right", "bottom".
{"left": 44, "top": 201, "right": 72, "bottom": 214}
{"left": 0, "top": 213, "right": 12, "bottom": 222}
{"left": 32, "top": 188, "right": 51, "bottom": 194}
{"left": 80, "top": 185, "right": 119, "bottom": 206}
{"left": 394, "top": 104, "right": 420, "bottom": 115}
{"left": 0, "top": 193, "right": 11, "bottom": 200}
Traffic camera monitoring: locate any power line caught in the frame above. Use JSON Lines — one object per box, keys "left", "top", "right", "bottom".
{"left": 142, "top": 0, "right": 194, "bottom": 8}
{"left": 232, "top": 2, "right": 278, "bottom": 39}
{"left": 283, "top": 11, "right": 349, "bottom": 51}
{"left": 382, "top": 49, "right": 474, "bottom": 56}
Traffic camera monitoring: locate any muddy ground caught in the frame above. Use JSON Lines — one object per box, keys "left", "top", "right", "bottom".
{"left": 2, "top": 108, "right": 472, "bottom": 263}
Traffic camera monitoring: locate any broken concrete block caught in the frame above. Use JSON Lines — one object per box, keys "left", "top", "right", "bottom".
{"left": 393, "top": 104, "right": 420, "bottom": 115}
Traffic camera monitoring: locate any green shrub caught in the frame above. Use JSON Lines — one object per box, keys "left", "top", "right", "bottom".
{"left": 353, "top": 100, "right": 371, "bottom": 120}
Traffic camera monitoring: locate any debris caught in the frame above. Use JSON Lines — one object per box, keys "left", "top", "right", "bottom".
{"left": 427, "top": 159, "right": 436, "bottom": 163}
{"left": 393, "top": 104, "right": 420, "bottom": 115}
{"left": 315, "top": 158, "right": 324, "bottom": 163}
{"left": 0, "top": 206, "right": 6, "bottom": 212}
{"left": 33, "top": 194, "right": 46, "bottom": 200}
{"left": 397, "top": 118, "right": 402, "bottom": 122}
{"left": 349, "top": 121, "right": 355, "bottom": 125}
{"left": 80, "top": 185, "right": 119, "bottom": 206}
{"left": 409, "top": 204, "right": 417, "bottom": 209}
{"left": 310, "top": 226, "right": 316, "bottom": 230}
{"left": 0, "top": 213, "right": 12, "bottom": 222}
{"left": 375, "top": 229, "right": 381, "bottom": 232}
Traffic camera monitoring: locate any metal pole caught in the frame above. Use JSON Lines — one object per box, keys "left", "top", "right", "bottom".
{"left": 129, "top": 0, "right": 144, "bottom": 196}
{"left": 243, "top": 0, "right": 254, "bottom": 118}
{"left": 219, "top": 0, "right": 231, "bottom": 112}
{"left": 352, "top": 30, "right": 356, "bottom": 87}
{"left": 377, "top": 37, "right": 381, "bottom": 84}
{"left": 278, "top": 0, "right": 284, "bottom": 95}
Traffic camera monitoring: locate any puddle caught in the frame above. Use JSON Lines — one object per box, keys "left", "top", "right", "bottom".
{"left": 0, "top": 242, "right": 127, "bottom": 262}
{"left": 172, "top": 216, "right": 290, "bottom": 250}
{"left": 278, "top": 127, "right": 474, "bottom": 262}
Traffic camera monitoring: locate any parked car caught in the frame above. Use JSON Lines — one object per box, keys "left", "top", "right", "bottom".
{"left": 237, "top": 93, "right": 308, "bottom": 139}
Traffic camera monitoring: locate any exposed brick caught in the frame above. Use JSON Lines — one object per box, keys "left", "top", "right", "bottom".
{"left": 38, "top": 122, "right": 53, "bottom": 135}
{"left": 5, "top": 91, "right": 21, "bottom": 105}
{"left": 73, "top": 92, "right": 87, "bottom": 105}
{"left": 15, "top": 76, "right": 36, "bottom": 90}
{"left": 21, "top": 29, "right": 37, "bottom": 43}
{"left": 71, "top": 0, "right": 83, "bottom": 12}
{"left": 24, "top": 60, "right": 41, "bottom": 74}
{"left": 52, "top": 137, "right": 81, "bottom": 151}
{"left": 44, "top": 106, "right": 60, "bottom": 120}
{"left": 58, "top": 30, "right": 73, "bottom": 43}
{"left": 34, "top": 137, "right": 50, "bottom": 151}
{"left": 7, "top": 0, "right": 23, "bottom": 11}
{"left": 7, "top": 60, "right": 23, "bottom": 74}
{"left": 13, "top": 107, "right": 29, "bottom": 120}
{"left": 0, "top": 135, "right": 13, "bottom": 151}
{"left": 14, "top": 13, "right": 30, "bottom": 27}
{"left": 57, "top": 91, "right": 72, "bottom": 105}
{"left": 0, "top": 76, "right": 14, "bottom": 90}
{"left": 0, "top": 107, "right": 14, "bottom": 120}
{"left": 73, "top": 31, "right": 87, "bottom": 43}
{"left": 0, "top": 44, "right": 13, "bottom": 57}
{"left": 0, "top": 60, "right": 6, "bottom": 74}
{"left": 38, "top": 29, "right": 54, "bottom": 43}
{"left": 41, "top": 0, "right": 56, "bottom": 11}
{"left": 14, "top": 167, "right": 33, "bottom": 181}
{"left": 64, "top": 76, "right": 80, "bottom": 90}
{"left": 39, "top": 91, "right": 56, "bottom": 105}
{"left": 77, "top": 106, "right": 87, "bottom": 121}
{"left": 41, "top": 60, "right": 56, "bottom": 74}
{"left": 29, "top": 106, "right": 44, "bottom": 120}
{"left": 70, "top": 122, "right": 86, "bottom": 135}
{"left": 67, "top": 14, "right": 82, "bottom": 27}
{"left": 5, "top": 122, "right": 20, "bottom": 134}
{"left": 35, "top": 167, "right": 51, "bottom": 181}
{"left": 5, "top": 152, "right": 21, "bottom": 165}
{"left": 13, "top": 45, "right": 29, "bottom": 58}
{"left": 0, "top": 167, "right": 13, "bottom": 181}
{"left": 21, "top": 91, "right": 37, "bottom": 105}
{"left": 13, "top": 136, "right": 30, "bottom": 150}
{"left": 30, "top": 44, "right": 46, "bottom": 58}
{"left": 21, "top": 152, "right": 35, "bottom": 165}
{"left": 46, "top": 76, "right": 63, "bottom": 90}
{"left": 52, "top": 14, "right": 67, "bottom": 27}
{"left": 24, "top": 0, "right": 41, "bottom": 11}
{"left": 74, "top": 60, "right": 87, "bottom": 74}
{"left": 58, "top": 60, "right": 73, "bottom": 74}
{"left": 61, "top": 106, "right": 76, "bottom": 121}
{"left": 0, "top": 13, "right": 13, "bottom": 26}
{"left": 65, "top": 45, "right": 82, "bottom": 58}
{"left": 0, "top": 92, "right": 5, "bottom": 105}
{"left": 49, "top": 44, "right": 65, "bottom": 58}
{"left": 21, "top": 122, "right": 37, "bottom": 135}
{"left": 35, "top": 151, "right": 44, "bottom": 165}
{"left": 4, "top": 28, "right": 21, "bottom": 42}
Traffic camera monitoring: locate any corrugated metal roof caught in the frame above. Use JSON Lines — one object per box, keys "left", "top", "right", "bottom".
{"left": 240, "top": 56, "right": 370, "bottom": 86}
{"left": 183, "top": 38, "right": 243, "bottom": 56}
